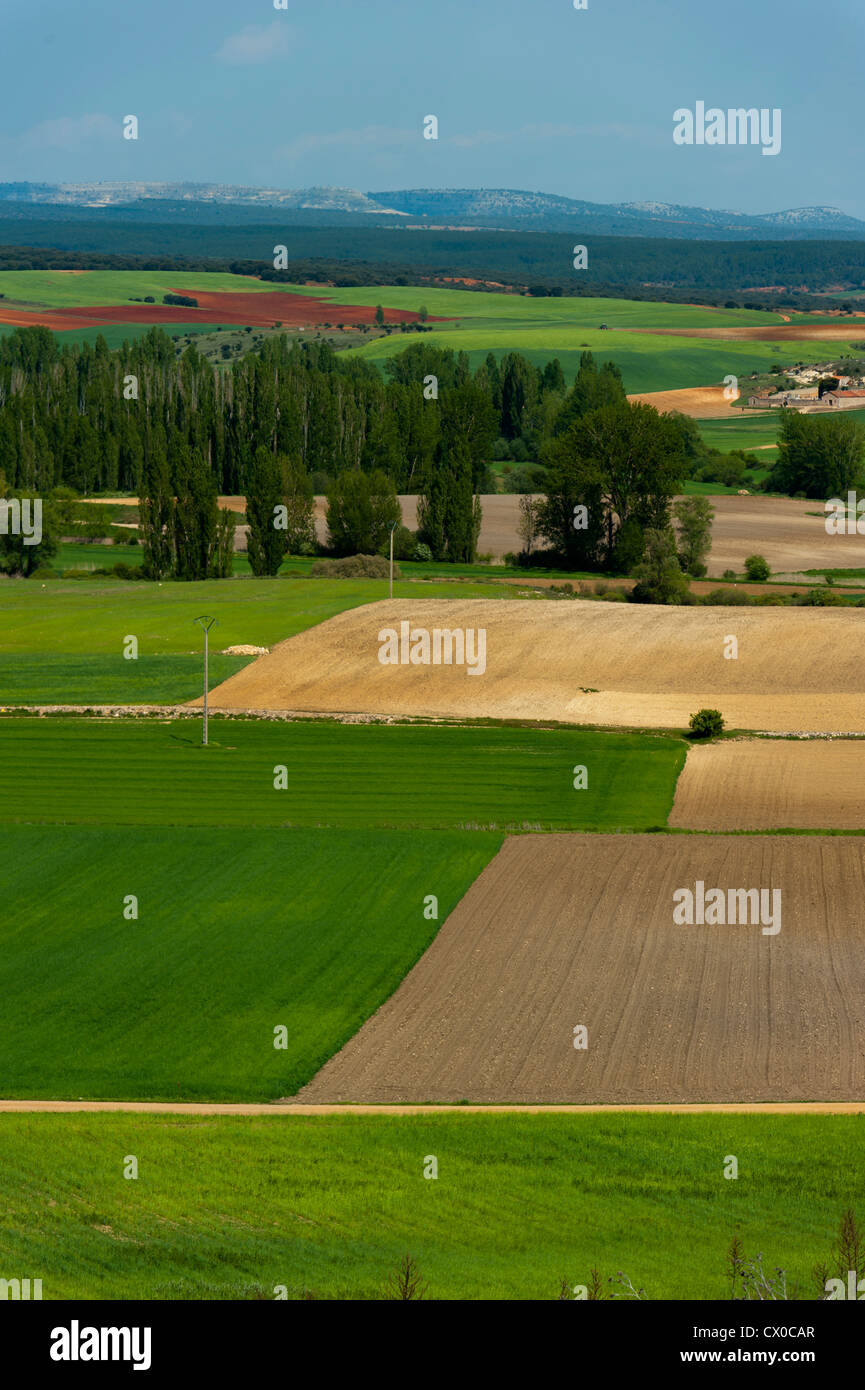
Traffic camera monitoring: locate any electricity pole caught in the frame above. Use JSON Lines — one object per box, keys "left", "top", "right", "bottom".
{"left": 193, "top": 616, "right": 217, "bottom": 746}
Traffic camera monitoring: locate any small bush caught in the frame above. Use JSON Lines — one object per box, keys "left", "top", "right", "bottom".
{"left": 111, "top": 561, "right": 142, "bottom": 581}
{"left": 310, "top": 554, "right": 399, "bottom": 580}
{"left": 744, "top": 554, "right": 770, "bottom": 581}
{"left": 413, "top": 542, "right": 433, "bottom": 563}
{"left": 389, "top": 525, "right": 416, "bottom": 562}
{"left": 27, "top": 564, "right": 56, "bottom": 580}
{"left": 796, "top": 587, "right": 845, "bottom": 606}
{"left": 722, "top": 569, "right": 737, "bottom": 582}
{"left": 688, "top": 708, "right": 725, "bottom": 739}
{"left": 701, "top": 588, "right": 751, "bottom": 606}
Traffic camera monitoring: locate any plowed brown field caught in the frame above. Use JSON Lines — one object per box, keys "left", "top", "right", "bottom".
{"left": 201, "top": 598, "right": 865, "bottom": 733}
{"left": 0, "top": 287, "right": 447, "bottom": 331}
{"left": 630, "top": 324, "right": 865, "bottom": 341}
{"left": 296, "top": 834, "right": 865, "bottom": 1104}
{"left": 671, "top": 739, "right": 865, "bottom": 830}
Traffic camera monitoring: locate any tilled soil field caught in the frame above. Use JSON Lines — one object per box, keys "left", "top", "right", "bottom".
{"left": 296, "top": 834, "right": 865, "bottom": 1104}
{"left": 202, "top": 598, "right": 865, "bottom": 733}
{"left": 670, "top": 738, "right": 865, "bottom": 830}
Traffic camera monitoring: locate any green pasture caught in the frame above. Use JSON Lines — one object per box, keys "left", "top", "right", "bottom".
{"left": 0, "top": 1112, "right": 861, "bottom": 1298}
{"left": 0, "top": 825, "right": 498, "bottom": 1100}
{"left": 698, "top": 407, "right": 865, "bottom": 457}
{"left": 350, "top": 328, "right": 853, "bottom": 393}
{"left": 0, "top": 321, "right": 218, "bottom": 349}
{"left": 0, "top": 654, "right": 253, "bottom": 704}
{"left": 0, "top": 270, "right": 289, "bottom": 308}
{"left": 0, "top": 720, "right": 686, "bottom": 830}
{"left": 0, "top": 574, "right": 515, "bottom": 658}
{"left": 284, "top": 285, "right": 782, "bottom": 329}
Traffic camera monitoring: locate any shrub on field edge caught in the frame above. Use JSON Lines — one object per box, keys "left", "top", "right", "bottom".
{"left": 688, "top": 708, "right": 725, "bottom": 739}
{"left": 744, "top": 554, "right": 771, "bottom": 581}
{"left": 310, "top": 554, "right": 400, "bottom": 580}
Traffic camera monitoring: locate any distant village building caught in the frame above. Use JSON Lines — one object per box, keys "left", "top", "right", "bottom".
{"left": 823, "top": 389, "right": 865, "bottom": 409}
{"left": 748, "top": 387, "right": 818, "bottom": 407}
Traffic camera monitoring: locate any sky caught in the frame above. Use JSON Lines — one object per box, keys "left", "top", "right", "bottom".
{"left": 2, "top": 0, "right": 864, "bottom": 216}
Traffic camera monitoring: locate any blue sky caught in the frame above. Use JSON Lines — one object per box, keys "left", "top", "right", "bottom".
{"left": 2, "top": 0, "right": 864, "bottom": 215}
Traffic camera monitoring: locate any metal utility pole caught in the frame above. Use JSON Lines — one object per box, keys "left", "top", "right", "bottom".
{"left": 193, "top": 616, "right": 217, "bottom": 746}
{"left": 389, "top": 521, "right": 398, "bottom": 600}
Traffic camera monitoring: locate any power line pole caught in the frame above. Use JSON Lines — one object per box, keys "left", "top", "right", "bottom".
{"left": 193, "top": 616, "right": 217, "bottom": 746}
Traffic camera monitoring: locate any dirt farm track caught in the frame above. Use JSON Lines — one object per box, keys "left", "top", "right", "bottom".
{"left": 296, "top": 834, "right": 865, "bottom": 1105}
{"left": 203, "top": 598, "right": 865, "bottom": 733}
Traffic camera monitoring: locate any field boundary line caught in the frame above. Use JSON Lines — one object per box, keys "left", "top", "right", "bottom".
{"left": 0, "top": 1101, "right": 863, "bottom": 1115}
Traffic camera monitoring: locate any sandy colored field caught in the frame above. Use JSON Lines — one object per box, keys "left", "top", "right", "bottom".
{"left": 312, "top": 494, "right": 524, "bottom": 559}
{"left": 627, "top": 386, "right": 750, "bottom": 418}
{"left": 331, "top": 493, "right": 865, "bottom": 574}
{"left": 297, "top": 834, "right": 865, "bottom": 1104}
{"left": 202, "top": 598, "right": 865, "bottom": 733}
{"left": 671, "top": 739, "right": 865, "bottom": 830}
{"left": 706, "top": 494, "right": 865, "bottom": 575}
{"left": 87, "top": 490, "right": 865, "bottom": 574}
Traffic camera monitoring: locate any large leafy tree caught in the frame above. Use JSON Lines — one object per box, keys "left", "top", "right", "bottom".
{"left": 326, "top": 468, "right": 400, "bottom": 555}
{"left": 769, "top": 412, "right": 865, "bottom": 499}
{"left": 553, "top": 351, "right": 626, "bottom": 435}
{"left": 540, "top": 400, "right": 686, "bottom": 569}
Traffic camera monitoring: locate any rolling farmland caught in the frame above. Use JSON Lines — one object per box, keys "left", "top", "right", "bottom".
{"left": 202, "top": 597, "right": 865, "bottom": 733}
{"left": 298, "top": 834, "right": 865, "bottom": 1105}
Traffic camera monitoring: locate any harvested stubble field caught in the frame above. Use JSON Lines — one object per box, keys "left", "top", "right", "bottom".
{"left": 671, "top": 739, "right": 865, "bottom": 831}
{"left": 203, "top": 598, "right": 865, "bottom": 733}
{"left": 330, "top": 492, "right": 865, "bottom": 571}
{"left": 297, "top": 833, "right": 865, "bottom": 1105}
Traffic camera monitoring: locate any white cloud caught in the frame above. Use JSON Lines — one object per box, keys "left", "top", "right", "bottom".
{"left": 215, "top": 21, "right": 292, "bottom": 65}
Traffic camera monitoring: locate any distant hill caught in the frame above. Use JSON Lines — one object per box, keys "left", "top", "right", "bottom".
{"left": 367, "top": 189, "right": 865, "bottom": 239}
{"left": 0, "top": 182, "right": 863, "bottom": 240}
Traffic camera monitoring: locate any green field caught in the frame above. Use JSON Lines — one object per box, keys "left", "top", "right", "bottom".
{"left": 0, "top": 653, "right": 253, "bottom": 704}
{"left": 0, "top": 576, "right": 523, "bottom": 704}
{"left": 1, "top": 1112, "right": 861, "bottom": 1299}
{"left": 0, "top": 825, "right": 499, "bottom": 1100}
{"left": 0, "top": 274, "right": 778, "bottom": 325}
{"left": 350, "top": 328, "right": 854, "bottom": 394}
{"left": 0, "top": 720, "right": 686, "bottom": 830}
{"left": 0, "top": 269, "right": 292, "bottom": 308}
{"left": 0, "top": 320, "right": 223, "bottom": 349}
{"left": 282, "top": 285, "right": 782, "bottom": 329}
{"left": 0, "top": 272, "right": 844, "bottom": 394}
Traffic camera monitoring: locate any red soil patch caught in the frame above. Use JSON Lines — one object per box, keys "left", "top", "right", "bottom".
{"left": 0, "top": 286, "right": 455, "bottom": 332}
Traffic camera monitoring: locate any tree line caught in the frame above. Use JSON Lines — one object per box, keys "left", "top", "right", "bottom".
{"left": 2, "top": 325, "right": 863, "bottom": 590}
